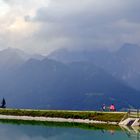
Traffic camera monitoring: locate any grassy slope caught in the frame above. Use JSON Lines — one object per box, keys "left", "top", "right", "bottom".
{"left": 0, "top": 108, "right": 126, "bottom": 122}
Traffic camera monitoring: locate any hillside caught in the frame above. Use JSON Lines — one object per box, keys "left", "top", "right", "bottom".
{"left": 0, "top": 57, "right": 140, "bottom": 110}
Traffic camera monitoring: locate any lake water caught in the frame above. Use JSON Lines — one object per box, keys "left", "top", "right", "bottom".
{"left": 0, "top": 122, "right": 139, "bottom": 140}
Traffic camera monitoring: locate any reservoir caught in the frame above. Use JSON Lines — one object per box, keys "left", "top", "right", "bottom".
{"left": 0, "top": 121, "right": 139, "bottom": 140}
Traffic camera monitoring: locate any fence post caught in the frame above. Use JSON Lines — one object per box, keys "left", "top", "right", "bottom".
{"left": 128, "top": 109, "right": 130, "bottom": 118}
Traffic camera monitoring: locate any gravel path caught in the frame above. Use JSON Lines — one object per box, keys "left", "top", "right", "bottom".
{"left": 0, "top": 115, "right": 118, "bottom": 125}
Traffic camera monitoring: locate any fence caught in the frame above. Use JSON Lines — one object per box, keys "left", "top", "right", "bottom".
{"left": 127, "top": 109, "right": 140, "bottom": 118}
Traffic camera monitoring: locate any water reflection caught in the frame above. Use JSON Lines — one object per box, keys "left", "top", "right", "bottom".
{"left": 0, "top": 121, "right": 139, "bottom": 140}
{"left": 101, "top": 126, "right": 140, "bottom": 140}
{"left": 121, "top": 126, "right": 140, "bottom": 140}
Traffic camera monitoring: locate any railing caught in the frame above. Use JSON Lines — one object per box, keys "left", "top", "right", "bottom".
{"left": 127, "top": 109, "right": 140, "bottom": 118}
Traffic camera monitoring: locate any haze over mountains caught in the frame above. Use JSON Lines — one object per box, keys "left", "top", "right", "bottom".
{"left": 49, "top": 43, "right": 140, "bottom": 90}
{"left": 0, "top": 44, "right": 140, "bottom": 110}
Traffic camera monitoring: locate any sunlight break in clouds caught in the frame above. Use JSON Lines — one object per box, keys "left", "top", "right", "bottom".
{"left": 0, "top": 0, "right": 50, "bottom": 53}
{"left": 0, "top": 0, "right": 9, "bottom": 17}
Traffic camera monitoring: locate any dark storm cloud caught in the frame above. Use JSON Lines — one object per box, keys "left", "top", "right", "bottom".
{"left": 23, "top": 0, "right": 140, "bottom": 51}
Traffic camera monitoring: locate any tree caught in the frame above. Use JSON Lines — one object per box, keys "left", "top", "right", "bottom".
{"left": 1, "top": 98, "right": 6, "bottom": 108}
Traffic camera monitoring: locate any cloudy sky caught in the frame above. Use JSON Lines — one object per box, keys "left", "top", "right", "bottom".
{"left": 0, "top": 0, "right": 140, "bottom": 54}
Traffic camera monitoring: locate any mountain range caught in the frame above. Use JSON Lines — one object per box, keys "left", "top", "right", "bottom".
{"left": 49, "top": 43, "right": 140, "bottom": 91}
{"left": 0, "top": 44, "right": 140, "bottom": 110}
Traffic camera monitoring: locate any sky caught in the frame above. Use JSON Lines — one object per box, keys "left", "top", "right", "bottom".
{"left": 0, "top": 0, "right": 140, "bottom": 54}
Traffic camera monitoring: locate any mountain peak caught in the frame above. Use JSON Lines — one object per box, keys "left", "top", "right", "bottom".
{"left": 117, "top": 43, "right": 140, "bottom": 57}
{"left": 120, "top": 43, "right": 140, "bottom": 51}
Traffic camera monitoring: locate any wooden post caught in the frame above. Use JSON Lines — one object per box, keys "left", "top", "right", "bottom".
{"left": 128, "top": 109, "right": 130, "bottom": 118}
{"left": 137, "top": 132, "right": 139, "bottom": 140}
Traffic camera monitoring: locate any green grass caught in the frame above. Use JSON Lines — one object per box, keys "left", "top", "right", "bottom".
{"left": 0, "top": 108, "right": 126, "bottom": 122}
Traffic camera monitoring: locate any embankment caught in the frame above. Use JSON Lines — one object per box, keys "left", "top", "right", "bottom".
{"left": 0, "top": 109, "right": 125, "bottom": 125}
